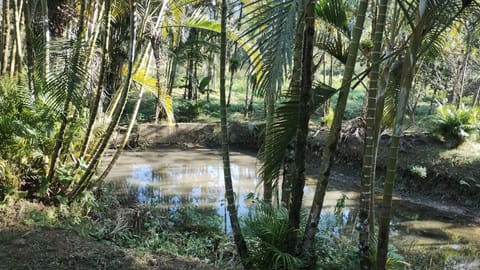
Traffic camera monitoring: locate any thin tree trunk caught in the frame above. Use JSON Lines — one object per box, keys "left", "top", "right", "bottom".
{"left": 226, "top": 5, "right": 242, "bottom": 107}
{"left": 96, "top": 86, "right": 144, "bottom": 185}
{"left": 167, "top": 57, "right": 177, "bottom": 96}
{"left": 69, "top": 0, "right": 136, "bottom": 200}
{"left": 46, "top": 0, "right": 87, "bottom": 185}
{"left": 80, "top": 0, "right": 111, "bottom": 160}
{"left": 377, "top": 2, "right": 425, "bottom": 267}
{"left": 13, "top": 0, "right": 23, "bottom": 73}
{"left": 243, "top": 73, "right": 249, "bottom": 117}
{"left": 287, "top": 0, "right": 314, "bottom": 256}
{"left": 23, "top": 0, "right": 35, "bottom": 92}
{"left": 9, "top": 36, "right": 16, "bottom": 77}
{"left": 1, "top": 0, "right": 10, "bottom": 75}
{"left": 473, "top": 85, "right": 480, "bottom": 107}
{"left": 41, "top": 0, "right": 50, "bottom": 76}
{"left": 151, "top": 0, "right": 170, "bottom": 123}
{"left": 219, "top": 0, "right": 250, "bottom": 267}
{"left": 302, "top": 0, "right": 369, "bottom": 264}
{"left": 358, "top": 1, "right": 388, "bottom": 268}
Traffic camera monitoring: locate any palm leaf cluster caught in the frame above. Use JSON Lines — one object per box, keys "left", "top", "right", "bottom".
{"left": 243, "top": 203, "right": 303, "bottom": 270}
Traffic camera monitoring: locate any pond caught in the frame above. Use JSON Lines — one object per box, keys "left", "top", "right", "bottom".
{"left": 106, "top": 147, "right": 480, "bottom": 267}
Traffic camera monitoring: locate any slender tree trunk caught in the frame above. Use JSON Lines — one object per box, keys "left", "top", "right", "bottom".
{"left": 46, "top": 0, "right": 87, "bottom": 185}
{"left": 287, "top": 0, "right": 314, "bottom": 256}
{"left": 79, "top": 0, "right": 111, "bottom": 160}
{"left": 69, "top": 0, "right": 136, "bottom": 200}
{"left": 358, "top": 1, "right": 388, "bottom": 268}
{"left": 473, "top": 85, "right": 480, "bottom": 107}
{"left": 41, "top": 0, "right": 50, "bottom": 76}
{"left": 151, "top": 0, "right": 170, "bottom": 123}
{"left": 9, "top": 37, "right": 16, "bottom": 77}
{"left": 23, "top": 0, "right": 35, "bottom": 92}
{"left": 13, "top": 0, "right": 23, "bottom": 73}
{"left": 263, "top": 92, "right": 275, "bottom": 203}
{"left": 302, "top": 0, "right": 369, "bottom": 263}
{"left": 243, "top": 73, "right": 250, "bottom": 117}
{"left": 219, "top": 0, "right": 250, "bottom": 267}
{"left": 281, "top": 143, "right": 294, "bottom": 209}
{"left": 96, "top": 86, "right": 144, "bottom": 185}
{"left": 377, "top": 2, "right": 425, "bottom": 268}
{"left": 226, "top": 4, "right": 242, "bottom": 107}
{"left": 1, "top": 0, "right": 10, "bottom": 75}
{"left": 167, "top": 57, "right": 177, "bottom": 96}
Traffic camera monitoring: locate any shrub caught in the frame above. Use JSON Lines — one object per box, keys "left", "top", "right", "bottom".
{"left": 427, "top": 104, "right": 479, "bottom": 148}
{"left": 243, "top": 202, "right": 304, "bottom": 270}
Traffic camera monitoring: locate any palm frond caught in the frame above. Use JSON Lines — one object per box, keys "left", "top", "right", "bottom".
{"left": 315, "top": 0, "right": 351, "bottom": 36}
{"left": 42, "top": 39, "right": 91, "bottom": 115}
{"left": 238, "top": 0, "right": 296, "bottom": 98}
{"left": 259, "top": 82, "right": 337, "bottom": 186}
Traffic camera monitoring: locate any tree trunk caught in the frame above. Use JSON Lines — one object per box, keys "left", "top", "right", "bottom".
{"left": 79, "top": 0, "right": 111, "bottom": 160}
{"left": 13, "top": 0, "right": 23, "bottom": 73}
{"left": 1, "top": 0, "right": 10, "bottom": 75}
{"left": 287, "top": 0, "right": 314, "bottom": 256}
{"left": 23, "top": 0, "right": 35, "bottom": 92}
{"left": 96, "top": 86, "right": 144, "bottom": 185}
{"left": 69, "top": 0, "right": 136, "bottom": 200}
{"left": 219, "top": 0, "right": 251, "bottom": 267}
{"left": 302, "top": 0, "right": 369, "bottom": 264}
{"left": 46, "top": 0, "right": 87, "bottom": 185}
{"left": 376, "top": 2, "right": 426, "bottom": 267}
{"left": 358, "top": 1, "right": 388, "bottom": 268}
{"left": 41, "top": 0, "right": 50, "bottom": 76}
{"left": 151, "top": 0, "right": 170, "bottom": 123}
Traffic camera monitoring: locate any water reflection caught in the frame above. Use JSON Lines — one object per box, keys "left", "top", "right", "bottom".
{"left": 107, "top": 149, "right": 480, "bottom": 253}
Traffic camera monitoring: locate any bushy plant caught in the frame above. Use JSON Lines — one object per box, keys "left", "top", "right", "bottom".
{"left": 243, "top": 202, "right": 304, "bottom": 270}
{"left": 428, "top": 104, "right": 479, "bottom": 147}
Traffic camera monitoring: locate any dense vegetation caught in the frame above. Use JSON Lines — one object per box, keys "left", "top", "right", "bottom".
{"left": 1, "top": 0, "right": 479, "bottom": 269}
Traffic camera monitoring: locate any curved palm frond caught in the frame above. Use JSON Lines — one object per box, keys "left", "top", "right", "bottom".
{"left": 315, "top": 0, "right": 351, "bottom": 36}
{"left": 258, "top": 82, "right": 337, "bottom": 186}
{"left": 238, "top": 0, "right": 296, "bottom": 98}
{"left": 43, "top": 40, "right": 90, "bottom": 115}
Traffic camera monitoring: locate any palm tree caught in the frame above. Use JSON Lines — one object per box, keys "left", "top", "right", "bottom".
{"left": 376, "top": 0, "right": 479, "bottom": 268}
{"left": 79, "top": 0, "right": 112, "bottom": 160}
{"left": 302, "top": 0, "right": 369, "bottom": 267}
{"left": 357, "top": 0, "right": 389, "bottom": 268}
{"left": 219, "top": 0, "right": 251, "bottom": 267}
{"left": 46, "top": 0, "right": 87, "bottom": 185}
{"left": 69, "top": 0, "right": 138, "bottom": 200}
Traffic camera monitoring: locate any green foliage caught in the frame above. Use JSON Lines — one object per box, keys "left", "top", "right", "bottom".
{"left": 324, "top": 107, "right": 335, "bottom": 128}
{"left": 427, "top": 104, "right": 479, "bottom": 147}
{"left": 408, "top": 165, "right": 427, "bottom": 179}
{"left": 243, "top": 202, "right": 304, "bottom": 270}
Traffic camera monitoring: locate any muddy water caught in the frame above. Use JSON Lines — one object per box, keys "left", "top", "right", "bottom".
{"left": 106, "top": 148, "right": 480, "bottom": 261}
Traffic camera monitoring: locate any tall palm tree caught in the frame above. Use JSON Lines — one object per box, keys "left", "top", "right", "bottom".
{"left": 376, "top": 0, "right": 479, "bottom": 268}
{"left": 357, "top": 0, "right": 389, "bottom": 268}
{"left": 302, "top": 0, "right": 369, "bottom": 266}
{"left": 79, "top": 0, "right": 112, "bottom": 160}
{"left": 69, "top": 0, "right": 137, "bottom": 200}
{"left": 46, "top": 0, "right": 87, "bottom": 185}
{"left": 219, "top": 0, "right": 251, "bottom": 267}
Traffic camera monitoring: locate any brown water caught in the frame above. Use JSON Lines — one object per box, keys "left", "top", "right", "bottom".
{"left": 106, "top": 148, "right": 480, "bottom": 265}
